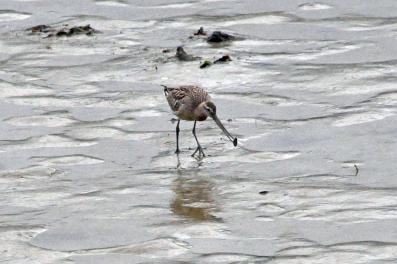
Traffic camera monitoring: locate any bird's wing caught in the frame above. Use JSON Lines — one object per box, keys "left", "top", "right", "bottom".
{"left": 165, "top": 87, "right": 187, "bottom": 112}
{"left": 164, "top": 85, "right": 209, "bottom": 113}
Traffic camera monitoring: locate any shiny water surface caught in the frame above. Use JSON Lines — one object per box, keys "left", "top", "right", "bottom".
{"left": 1, "top": 0, "right": 397, "bottom": 263}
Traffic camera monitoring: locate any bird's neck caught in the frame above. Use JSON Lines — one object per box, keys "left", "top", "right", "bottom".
{"left": 194, "top": 102, "right": 209, "bottom": 121}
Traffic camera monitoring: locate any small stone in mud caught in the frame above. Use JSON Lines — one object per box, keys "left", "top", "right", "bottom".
{"left": 259, "top": 191, "right": 269, "bottom": 195}
{"left": 71, "top": 25, "right": 96, "bottom": 35}
{"left": 207, "top": 31, "right": 236, "bottom": 43}
{"left": 56, "top": 30, "right": 68, "bottom": 37}
{"left": 28, "top": 24, "right": 52, "bottom": 33}
{"left": 59, "top": 25, "right": 98, "bottom": 37}
{"left": 194, "top": 27, "right": 207, "bottom": 36}
{"left": 176, "top": 46, "right": 200, "bottom": 61}
{"left": 199, "top": 55, "right": 231, "bottom": 69}
{"left": 214, "top": 55, "right": 232, "bottom": 64}
{"left": 200, "top": 60, "right": 212, "bottom": 69}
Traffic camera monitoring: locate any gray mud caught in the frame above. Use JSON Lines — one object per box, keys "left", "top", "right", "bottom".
{"left": 1, "top": 0, "right": 397, "bottom": 263}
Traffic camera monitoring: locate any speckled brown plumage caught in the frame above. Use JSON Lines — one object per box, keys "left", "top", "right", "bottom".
{"left": 164, "top": 85, "right": 211, "bottom": 121}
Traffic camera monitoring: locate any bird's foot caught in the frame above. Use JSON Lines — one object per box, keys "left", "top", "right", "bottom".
{"left": 191, "top": 146, "right": 205, "bottom": 157}
{"left": 175, "top": 149, "right": 180, "bottom": 154}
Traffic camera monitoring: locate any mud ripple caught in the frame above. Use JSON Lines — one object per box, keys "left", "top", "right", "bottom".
{"left": 0, "top": 135, "right": 96, "bottom": 152}
{"left": 0, "top": 10, "right": 31, "bottom": 22}
{"left": 66, "top": 126, "right": 155, "bottom": 141}
{"left": 32, "top": 155, "right": 104, "bottom": 166}
{"left": 4, "top": 113, "right": 76, "bottom": 127}
{"left": 208, "top": 151, "right": 301, "bottom": 164}
{"left": 30, "top": 219, "right": 156, "bottom": 251}
{"left": 332, "top": 109, "right": 395, "bottom": 127}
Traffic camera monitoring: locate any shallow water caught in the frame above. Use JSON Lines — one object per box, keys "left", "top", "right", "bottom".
{"left": 1, "top": 0, "right": 397, "bottom": 263}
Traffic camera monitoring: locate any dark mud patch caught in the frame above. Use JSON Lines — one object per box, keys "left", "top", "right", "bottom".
{"left": 176, "top": 46, "right": 201, "bottom": 61}
{"left": 214, "top": 55, "right": 232, "bottom": 64}
{"left": 200, "top": 55, "right": 232, "bottom": 68}
{"left": 207, "top": 31, "right": 240, "bottom": 43}
{"left": 27, "top": 24, "right": 100, "bottom": 38}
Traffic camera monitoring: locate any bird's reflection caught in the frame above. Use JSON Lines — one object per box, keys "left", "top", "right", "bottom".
{"left": 171, "top": 168, "right": 221, "bottom": 222}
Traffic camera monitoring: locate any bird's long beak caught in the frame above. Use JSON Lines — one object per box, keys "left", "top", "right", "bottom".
{"left": 212, "top": 114, "right": 238, "bottom": 146}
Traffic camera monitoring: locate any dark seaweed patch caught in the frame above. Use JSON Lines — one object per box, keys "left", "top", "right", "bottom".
{"left": 28, "top": 24, "right": 99, "bottom": 38}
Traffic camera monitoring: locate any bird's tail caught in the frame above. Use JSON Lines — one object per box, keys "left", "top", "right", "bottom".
{"left": 161, "top": 85, "right": 171, "bottom": 96}
{"left": 161, "top": 85, "right": 168, "bottom": 96}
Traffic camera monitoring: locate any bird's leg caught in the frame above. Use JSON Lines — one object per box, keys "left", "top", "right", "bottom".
{"left": 175, "top": 119, "right": 180, "bottom": 154}
{"left": 191, "top": 121, "right": 205, "bottom": 157}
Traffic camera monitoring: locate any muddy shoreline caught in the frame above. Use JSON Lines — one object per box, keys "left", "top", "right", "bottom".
{"left": 1, "top": 0, "right": 397, "bottom": 263}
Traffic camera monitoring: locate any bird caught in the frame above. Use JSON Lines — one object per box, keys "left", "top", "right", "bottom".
{"left": 163, "top": 85, "right": 237, "bottom": 157}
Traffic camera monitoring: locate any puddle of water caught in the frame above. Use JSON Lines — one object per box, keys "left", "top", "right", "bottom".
{"left": 299, "top": 3, "right": 333, "bottom": 11}
{"left": 152, "top": 3, "right": 196, "bottom": 9}
{"left": 95, "top": 0, "right": 130, "bottom": 7}
{"left": 219, "top": 15, "right": 291, "bottom": 26}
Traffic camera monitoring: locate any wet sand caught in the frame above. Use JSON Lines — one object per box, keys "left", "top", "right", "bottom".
{"left": 1, "top": 0, "right": 397, "bottom": 263}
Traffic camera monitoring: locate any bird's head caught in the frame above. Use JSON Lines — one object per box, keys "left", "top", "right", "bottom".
{"left": 203, "top": 101, "right": 216, "bottom": 117}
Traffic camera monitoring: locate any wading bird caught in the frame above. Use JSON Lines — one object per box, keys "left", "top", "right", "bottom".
{"left": 163, "top": 85, "right": 237, "bottom": 157}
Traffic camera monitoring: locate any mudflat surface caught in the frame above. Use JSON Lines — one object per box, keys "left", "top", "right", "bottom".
{"left": 1, "top": 0, "right": 397, "bottom": 263}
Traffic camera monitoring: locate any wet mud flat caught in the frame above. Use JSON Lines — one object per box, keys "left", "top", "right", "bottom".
{"left": 1, "top": 0, "right": 397, "bottom": 263}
